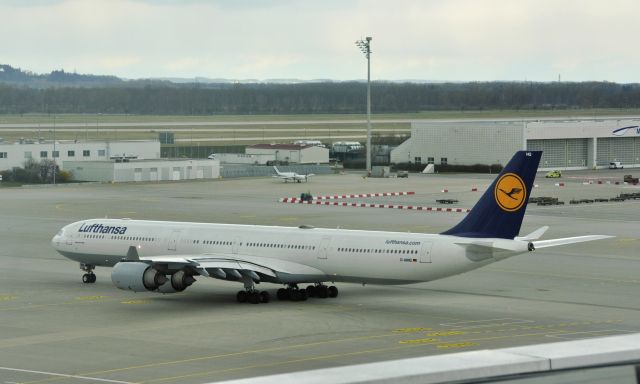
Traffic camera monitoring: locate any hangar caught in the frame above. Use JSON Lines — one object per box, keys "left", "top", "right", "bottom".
{"left": 64, "top": 158, "right": 220, "bottom": 182}
{"left": 246, "top": 143, "right": 329, "bottom": 164}
{"left": 390, "top": 118, "right": 640, "bottom": 170}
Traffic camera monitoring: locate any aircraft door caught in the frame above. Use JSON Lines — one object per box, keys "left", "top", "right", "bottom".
{"left": 232, "top": 238, "right": 240, "bottom": 254}
{"left": 420, "top": 241, "right": 433, "bottom": 263}
{"left": 167, "top": 230, "right": 181, "bottom": 252}
{"left": 317, "top": 236, "right": 330, "bottom": 260}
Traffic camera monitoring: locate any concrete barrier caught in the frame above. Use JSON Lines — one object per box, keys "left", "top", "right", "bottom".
{"left": 213, "top": 333, "right": 640, "bottom": 384}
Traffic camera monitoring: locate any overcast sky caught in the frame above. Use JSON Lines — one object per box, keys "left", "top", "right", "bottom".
{"left": 1, "top": 0, "right": 639, "bottom": 82}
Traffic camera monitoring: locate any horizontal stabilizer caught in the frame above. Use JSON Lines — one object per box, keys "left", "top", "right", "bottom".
{"left": 532, "top": 235, "right": 614, "bottom": 249}
{"left": 454, "top": 238, "right": 530, "bottom": 253}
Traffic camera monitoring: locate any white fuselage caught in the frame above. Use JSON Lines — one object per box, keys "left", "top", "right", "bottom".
{"left": 52, "top": 218, "right": 527, "bottom": 285}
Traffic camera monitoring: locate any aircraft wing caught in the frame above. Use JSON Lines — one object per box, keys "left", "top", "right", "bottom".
{"left": 137, "top": 252, "right": 328, "bottom": 283}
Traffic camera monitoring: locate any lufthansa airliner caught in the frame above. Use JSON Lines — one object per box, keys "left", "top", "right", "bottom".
{"left": 51, "top": 151, "right": 611, "bottom": 304}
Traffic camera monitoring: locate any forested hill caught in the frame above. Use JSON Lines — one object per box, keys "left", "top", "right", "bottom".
{"left": 0, "top": 64, "right": 123, "bottom": 87}
{"left": 1, "top": 65, "right": 639, "bottom": 114}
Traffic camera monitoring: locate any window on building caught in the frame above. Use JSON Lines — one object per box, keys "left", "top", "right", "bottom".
{"left": 0, "top": 152, "right": 7, "bottom": 159}
{"left": 83, "top": 150, "right": 90, "bottom": 157}
{"left": 98, "top": 149, "right": 106, "bottom": 157}
{"left": 440, "top": 157, "right": 448, "bottom": 165}
{"left": 52, "top": 151, "right": 60, "bottom": 158}
{"left": 427, "top": 157, "right": 434, "bottom": 164}
{"left": 68, "top": 150, "right": 75, "bottom": 157}
{"left": 40, "top": 151, "right": 48, "bottom": 158}
{"left": 414, "top": 157, "right": 422, "bottom": 164}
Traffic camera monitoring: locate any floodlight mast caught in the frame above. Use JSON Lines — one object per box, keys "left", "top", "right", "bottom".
{"left": 355, "top": 36, "right": 372, "bottom": 175}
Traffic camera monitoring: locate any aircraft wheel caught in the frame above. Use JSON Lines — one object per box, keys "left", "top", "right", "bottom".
{"left": 82, "top": 274, "right": 92, "bottom": 284}
{"left": 299, "top": 289, "right": 308, "bottom": 301}
{"left": 277, "top": 288, "right": 288, "bottom": 301}
{"left": 328, "top": 286, "right": 338, "bottom": 298}
{"left": 236, "top": 290, "right": 248, "bottom": 303}
{"left": 306, "top": 285, "right": 316, "bottom": 297}
{"left": 89, "top": 274, "right": 97, "bottom": 283}
{"left": 248, "top": 291, "right": 261, "bottom": 304}
{"left": 290, "top": 289, "right": 302, "bottom": 301}
{"left": 260, "top": 291, "right": 271, "bottom": 303}
{"left": 317, "top": 285, "right": 329, "bottom": 299}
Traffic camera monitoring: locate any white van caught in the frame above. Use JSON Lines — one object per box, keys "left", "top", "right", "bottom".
{"left": 609, "top": 161, "right": 623, "bottom": 169}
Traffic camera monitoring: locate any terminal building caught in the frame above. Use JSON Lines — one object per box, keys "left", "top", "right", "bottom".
{"left": 390, "top": 118, "right": 640, "bottom": 170}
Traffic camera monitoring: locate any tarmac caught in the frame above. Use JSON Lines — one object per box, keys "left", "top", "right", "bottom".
{"left": 0, "top": 168, "right": 638, "bottom": 383}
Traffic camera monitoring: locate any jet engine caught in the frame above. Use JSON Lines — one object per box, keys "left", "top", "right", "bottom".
{"left": 111, "top": 262, "right": 168, "bottom": 292}
{"left": 157, "top": 270, "right": 196, "bottom": 293}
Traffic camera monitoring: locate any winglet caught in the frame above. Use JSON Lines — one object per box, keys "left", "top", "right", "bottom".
{"left": 515, "top": 226, "right": 549, "bottom": 241}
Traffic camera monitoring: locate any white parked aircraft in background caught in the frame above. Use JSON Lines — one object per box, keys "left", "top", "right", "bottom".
{"left": 51, "top": 151, "right": 611, "bottom": 304}
{"left": 272, "top": 166, "right": 314, "bottom": 183}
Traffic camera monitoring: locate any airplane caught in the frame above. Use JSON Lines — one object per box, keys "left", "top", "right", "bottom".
{"left": 272, "top": 166, "right": 314, "bottom": 183}
{"left": 51, "top": 151, "right": 612, "bottom": 304}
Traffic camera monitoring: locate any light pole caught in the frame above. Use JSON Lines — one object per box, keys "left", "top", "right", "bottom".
{"left": 355, "top": 36, "right": 372, "bottom": 175}
{"left": 53, "top": 115, "right": 56, "bottom": 185}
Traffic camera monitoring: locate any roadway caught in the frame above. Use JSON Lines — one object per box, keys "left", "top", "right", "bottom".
{"left": 0, "top": 170, "right": 638, "bottom": 383}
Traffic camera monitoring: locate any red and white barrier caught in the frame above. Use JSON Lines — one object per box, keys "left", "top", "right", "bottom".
{"left": 313, "top": 191, "right": 415, "bottom": 200}
{"left": 280, "top": 191, "right": 415, "bottom": 203}
{"left": 281, "top": 199, "right": 470, "bottom": 213}
{"left": 441, "top": 189, "right": 449, "bottom": 193}
{"left": 554, "top": 182, "right": 565, "bottom": 187}
{"left": 471, "top": 187, "right": 478, "bottom": 192}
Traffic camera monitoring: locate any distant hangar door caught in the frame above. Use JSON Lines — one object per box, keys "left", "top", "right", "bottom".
{"left": 172, "top": 167, "right": 181, "bottom": 181}
{"left": 150, "top": 167, "right": 158, "bottom": 181}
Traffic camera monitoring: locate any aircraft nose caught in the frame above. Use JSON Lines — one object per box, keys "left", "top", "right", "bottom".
{"left": 51, "top": 228, "right": 65, "bottom": 249}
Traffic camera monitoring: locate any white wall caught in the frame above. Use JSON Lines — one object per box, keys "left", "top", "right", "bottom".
{"left": 0, "top": 140, "right": 160, "bottom": 171}
{"left": 65, "top": 159, "right": 220, "bottom": 182}
{"left": 391, "top": 122, "right": 523, "bottom": 166}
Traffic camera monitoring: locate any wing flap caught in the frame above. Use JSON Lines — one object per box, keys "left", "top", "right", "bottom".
{"left": 138, "top": 252, "right": 326, "bottom": 279}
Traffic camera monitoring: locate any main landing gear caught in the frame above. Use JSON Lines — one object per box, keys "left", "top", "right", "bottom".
{"left": 276, "top": 283, "right": 339, "bottom": 302}
{"left": 80, "top": 263, "right": 96, "bottom": 284}
{"left": 236, "top": 290, "right": 270, "bottom": 304}
{"left": 236, "top": 275, "right": 270, "bottom": 304}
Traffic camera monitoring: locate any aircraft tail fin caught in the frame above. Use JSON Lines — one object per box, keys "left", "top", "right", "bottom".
{"left": 441, "top": 151, "right": 542, "bottom": 239}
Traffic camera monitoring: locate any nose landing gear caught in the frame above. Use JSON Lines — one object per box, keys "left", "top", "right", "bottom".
{"left": 80, "top": 263, "right": 96, "bottom": 284}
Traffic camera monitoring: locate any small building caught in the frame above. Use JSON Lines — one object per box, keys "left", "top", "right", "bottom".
{"left": 246, "top": 144, "right": 329, "bottom": 164}
{"left": 213, "top": 153, "right": 275, "bottom": 165}
{"left": 64, "top": 159, "right": 220, "bottom": 183}
{"left": 0, "top": 139, "right": 160, "bottom": 171}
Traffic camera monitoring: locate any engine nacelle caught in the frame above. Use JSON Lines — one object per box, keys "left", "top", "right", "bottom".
{"left": 111, "top": 262, "right": 167, "bottom": 292}
{"left": 156, "top": 270, "right": 196, "bottom": 293}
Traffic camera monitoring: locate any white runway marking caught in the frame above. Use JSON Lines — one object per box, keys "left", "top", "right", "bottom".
{"left": 0, "top": 366, "right": 134, "bottom": 384}
{"left": 544, "top": 329, "right": 634, "bottom": 340}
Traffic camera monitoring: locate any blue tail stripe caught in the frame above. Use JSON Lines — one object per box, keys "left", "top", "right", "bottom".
{"left": 441, "top": 151, "right": 542, "bottom": 239}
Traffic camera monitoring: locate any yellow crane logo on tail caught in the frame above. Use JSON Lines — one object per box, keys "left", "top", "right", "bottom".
{"left": 494, "top": 173, "right": 526, "bottom": 212}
